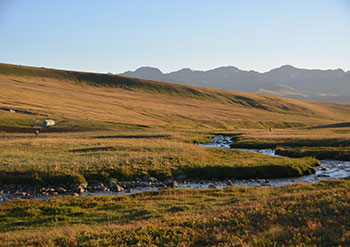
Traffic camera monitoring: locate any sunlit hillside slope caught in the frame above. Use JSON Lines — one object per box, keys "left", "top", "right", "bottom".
{"left": 1, "top": 63, "right": 350, "bottom": 131}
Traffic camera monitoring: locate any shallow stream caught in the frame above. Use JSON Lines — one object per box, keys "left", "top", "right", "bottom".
{"left": 200, "top": 135, "right": 350, "bottom": 185}
{"left": 1, "top": 135, "right": 349, "bottom": 202}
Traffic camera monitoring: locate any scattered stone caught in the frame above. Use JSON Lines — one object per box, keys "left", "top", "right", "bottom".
{"left": 73, "top": 192, "right": 79, "bottom": 197}
{"left": 321, "top": 167, "right": 328, "bottom": 171}
{"left": 79, "top": 183, "right": 88, "bottom": 189}
{"left": 226, "top": 180, "right": 234, "bottom": 186}
{"left": 94, "top": 183, "right": 107, "bottom": 191}
{"left": 74, "top": 186, "right": 85, "bottom": 194}
{"left": 143, "top": 175, "right": 158, "bottom": 182}
{"left": 109, "top": 180, "right": 124, "bottom": 192}
{"left": 56, "top": 187, "right": 67, "bottom": 194}
{"left": 164, "top": 179, "right": 178, "bottom": 188}
{"left": 167, "top": 180, "right": 178, "bottom": 188}
{"left": 208, "top": 184, "right": 217, "bottom": 189}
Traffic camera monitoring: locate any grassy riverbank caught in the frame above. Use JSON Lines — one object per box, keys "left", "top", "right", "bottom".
{"left": 0, "top": 129, "right": 320, "bottom": 186}
{"left": 1, "top": 179, "right": 350, "bottom": 246}
{"left": 276, "top": 146, "right": 350, "bottom": 161}
{"left": 229, "top": 127, "right": 350, "bottom": 160}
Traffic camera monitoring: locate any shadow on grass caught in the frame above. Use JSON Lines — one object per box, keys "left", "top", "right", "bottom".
{"left": 69, "top": 146, "right": 117, "bottom": 153}
{"left": 309, "top": 122, "right": 350, "bottom": 129}
{"left": 178, "top": 164, "right": 316, "bottom": 180}
{"left": 93, "top": 134, "right": 171, "bottom": 139}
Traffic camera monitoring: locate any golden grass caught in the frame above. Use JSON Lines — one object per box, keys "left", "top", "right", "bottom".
{"left": 1, "top": 67, "right": 350, "bottom": 131}
{"left": 1, "top": 180, "right": 350, "bottom": 246}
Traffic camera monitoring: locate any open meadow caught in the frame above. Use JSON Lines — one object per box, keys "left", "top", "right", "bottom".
{"left": 1, "top": 64, "right": 350, "bottom": 246}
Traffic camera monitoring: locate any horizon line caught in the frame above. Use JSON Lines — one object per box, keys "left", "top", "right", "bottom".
{"left": 1, "top": 61, "right": 349, "bottom": 75}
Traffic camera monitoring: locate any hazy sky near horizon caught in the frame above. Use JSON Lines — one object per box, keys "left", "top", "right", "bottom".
{"left": 0, "top": 0, "right": 349, "bottom": 73}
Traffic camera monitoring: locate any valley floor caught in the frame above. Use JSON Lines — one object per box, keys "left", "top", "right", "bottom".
{"left": 1, "top": 65, "right": 350, "bottom": 246}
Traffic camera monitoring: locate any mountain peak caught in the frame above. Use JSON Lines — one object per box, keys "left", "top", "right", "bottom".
{"left": 120, "top": 65, "right": 350, "bottom": 102}
{"left": 134, "top": 66, "right": 163, "bottom": 75}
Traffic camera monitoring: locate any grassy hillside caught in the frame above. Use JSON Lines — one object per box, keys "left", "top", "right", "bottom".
{"left": 1, "top": 63, "right": 350, "bottom": 131}
{"left": 0, "top": 63, "right": 349, "bottom": 185}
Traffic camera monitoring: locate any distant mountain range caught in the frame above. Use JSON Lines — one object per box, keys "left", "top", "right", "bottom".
{"left": 121, "top": 65, "right": 350, "bottom": 102}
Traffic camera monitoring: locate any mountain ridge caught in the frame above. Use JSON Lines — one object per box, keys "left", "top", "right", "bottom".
{"left": 121, "top": 65, "right": 350, "bottom": 102}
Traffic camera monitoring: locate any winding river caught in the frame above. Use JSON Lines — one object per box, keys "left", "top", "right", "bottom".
{"left": 200, "top": 135, "right": 350, "bottom": 186}
{"left": 1, "top": 135, "right": 349, "bottom": 202}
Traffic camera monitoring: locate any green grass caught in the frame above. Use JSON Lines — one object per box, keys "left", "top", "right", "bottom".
{"left": 0, "top": 130, "right": 320, "bottom": 186}
{"left": 231, "top": 136, "right": 350, "bottom": 149}
{"left": 1, "top": 179, "right": 350, "bottom": 246}
{"left": 276, "top": 146, "right": 350, "bottom": 160}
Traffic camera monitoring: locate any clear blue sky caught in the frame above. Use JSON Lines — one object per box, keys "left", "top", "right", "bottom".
{"left": 0, "top": 0, "right": 349, "bottom": 73}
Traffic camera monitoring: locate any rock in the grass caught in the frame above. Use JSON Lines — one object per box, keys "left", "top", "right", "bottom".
{"left": 208, "top": 184, "right": 217, "bottom": 189}
{"left": 143, "top": 175, "right": 158, "bottom": 182}
{"left": 73, "top": 192, "right": 79, "bottom": 197}
{"left": 41, "top": 119, "right": 55, "bottom": 127}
